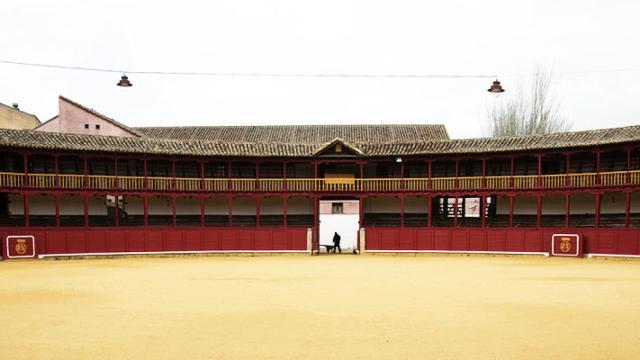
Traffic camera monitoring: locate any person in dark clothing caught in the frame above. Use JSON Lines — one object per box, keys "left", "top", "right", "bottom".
{"left": 332, "top": 232, "right": 342, "bottom": 253}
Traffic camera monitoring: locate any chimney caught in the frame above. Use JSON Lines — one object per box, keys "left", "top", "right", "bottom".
{"left": 12, "top": 103, "right": 19, "bottom": 110}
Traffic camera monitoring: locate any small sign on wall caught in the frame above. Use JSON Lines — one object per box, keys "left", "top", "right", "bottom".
{"left": 6, "top": 235, "right": 36, "bottom": 259}
{"left": 551, "top": 234, "right": 581, "bottom": 257}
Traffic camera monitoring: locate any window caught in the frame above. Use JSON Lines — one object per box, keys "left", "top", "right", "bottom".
{"left": 332, "top": 202, "right": 344, "bottom": 214}
{"left": 84, "top": 124, "right": 89, "bottom": 129}
{"left": 95, "top": 124, "right": 101, "bottom": 130}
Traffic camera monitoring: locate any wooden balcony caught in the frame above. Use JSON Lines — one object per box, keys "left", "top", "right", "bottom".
{"left": 1, "top": 170, "right": 639, "bottom": 193}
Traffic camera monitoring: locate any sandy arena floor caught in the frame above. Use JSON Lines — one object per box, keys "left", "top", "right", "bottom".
{"left": 1, "top": 254, "right": 639, "bottom": 360}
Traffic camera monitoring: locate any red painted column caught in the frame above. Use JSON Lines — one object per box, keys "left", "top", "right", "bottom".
{"left": 481, "top": 196, "right": 486, "bottom": 228}
{"left": 172, "top": 159, "right": 177, "bottom": 190}
{"left": 83, "top": 156, "right": 88, "bottom": 189}
{"left": 24, "top": 194, "right": 29, "bottom": 227}
{"left": 53, "top": 154, "right": 59, "bottom": 188}
{"left": 227, "top": 161, "right": 232, "bottom": 191}
{"left": 537, "top": 195, "right": 542, "bottom": 228}
{"left": 256, "top": 196, "right": 261, "bottom": 227}
{"left": 595, "top": 193, "right": 601, "bottom": 228}
{"left": 566, "top": 153, "right": 571, "bottom": 187}
{"left": 228, "top": 196, "right": 233, "bottom": 227}
{"left": 283, "top": 196, "right": 288, "bottom": 227}
{"left": 359, "top": 162, "right": 364, "bottom": 191}
{"left": 172, "top": 196, "right": 177, "bottom": 227}
{"left": 427, "top": 160, "right": 432, "bottom": 190}
{"left": 143, "top": 195, "right": 148, "bottom": 227}
{"left": 625, "top": 191, "right": 631, "bottom": 228}
{"left": 510, "top": 156, "right": 515, "bottom": 189}
{"left": 358, "top": 196, "right": 364, "bottom": 229}
{"left": 255, "top": 161, "right": 260, "bottom": 191}
{"left": 83, "top": 194, "right": 89, "bottom": 227}
{"left": 565, "top": 193, "right": 571, "bottom": 228}
{"left": 627, "top": 145, "right": 632, "bottom": 184}
{"left": 55, "top": 194, "right": 60, "bottom": 227}
{"left": 454, "top": 196, "right": 459, "bottom": 227}
{"left": 481, "top": 158, "right": 487, "bottom": 189}
{"left": 283, "top": 161, "right": 288, "bottom": 191}
{"left": 508, "top": 195, "right": 514, "bottom": 227}
{"left": 400, "top": 195, "right": 405, "bottom": 228}
{"left": 114, "top": 157, "right": 119, "bottom": 189}
{"left": 200, "top": 197, "right": 205, "bottom": 227}
{"left": 23, "top": 153, "right": 29, "bottom": 187}
{"left": 143, "top": 158, "right": 148, "bottom": 190}
{"left": 400, "top": 161, "right": 405, "bottom": 191}
{"left": 455, "top": 159, "right": 460, "bottom": 190}
{"left": 595, "top": 151, "right": 601, "bottom": 186}
{"left": 427, "top": 197, "right": 432, "bottom": 228}
{"left": 114, "top": 195, "right": 120, "bottom": 227}
{"left": 537, "top": 154, "right": 542, "bottom": 188}
{"left": 200, "top": 161, "right": 205, "bottom": 191}
{"left": 313, "top": 196, "right": 319, "bottom": 251}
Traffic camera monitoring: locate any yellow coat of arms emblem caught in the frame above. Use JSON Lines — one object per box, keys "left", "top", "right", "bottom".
{"left": 15, "top": 239, "right": 28, "bottom": 255}
{"left": 559, "top": 237, "right": 572, "bottom": 253}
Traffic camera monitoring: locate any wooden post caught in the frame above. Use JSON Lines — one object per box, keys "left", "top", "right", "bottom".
{"left": 481, "top": 195, "right": 486, "bottom": 228}
{"left": 255, "top": 161, "right": 260, "bottom": 191}
{"left": 625, "top": 191, "right": 631, "bottom": 228}
{"left": 228, "top": 161, "right": 232, "bottom": 191}
{"left": 143, "top": 195, "right": 148, "bottom": 227}
{"left": 427, "top": 196, "right": 432, "bottom": 228}
{"left": 114, "top": 194, "right": 120, "bottom": 227}
{"left": 143, "top": 158, "right": 148, "bottom": 190}
{"left": 537, "top": 154, "right": 542, "bottom": 188}
{"left": 200, "top": 197, "right": 205, "bottom": 227}
{"left": 283, "top": 161, "right": 288, "bottom": 191}
{"left": 508, "top": 195, "right": 514, "bottom": 227}
{"left": 83, "top": 156, "right": 88, "bottom": 189}
{"left": 55, "top": 194, "right": 60, "bottom": 227}
{"left": 537, "top": 195, "right": 542, "bottom": 228}
{"left": 256, "top": 196, "right": 261, "bottom": 227}
{"left": 114, "top": 157, "right": 119, "bottom": 189}
{"left": 510, "top": 156, "right": 515, "bottom": 189}
{"left": 54, "top": 155, "right": 59, "bottom": 188}
{"left": 200, "top": 161, "right": 205, "bottom": 191}
{"left": 565, "top": 193, "right": 571, "bottom": 228}
{"left": 172, "top": 159, "right": 177, "bottom": 190}
{"left": 566, "top": 153, "right": 571, "bottom": 187}
{"left": 172, "top": 196, "right": 177, "bottom": 227}
{"left": 400, "top": 195, "right": 405, "bottom": 228}
{"left": 228, "top": 196, "right": 233, "bottom": 227}
{"left": 595, "top": 151, "right": 601, "bottom": 185}
{"left": 455, "top": 159, "right": 460, "bottom": 190}
{"left": 428, "top": 160, "right": 432, "bottom": 190}
{"left": 627, "top": 145, "right": 632, "bottom": 184}
{"left": 595, "top": 193, "right": 601, "bottom": 228}
{"left": 481, "top": 158, "right": 487, "bottom": 189}
{"left": 24, "top": 194, "right": 29, "bottom": 227}
{"left": 23, "top": 153, "right": 29, "bottom": 187}
{"left": 454, "top": 196, "right": 459, "bottom": 227}
{"left": 84, "top": 194, "right": 89, "bottom": 227}
{"left": 283, "top": 196, "right": 288, "bottom": 227}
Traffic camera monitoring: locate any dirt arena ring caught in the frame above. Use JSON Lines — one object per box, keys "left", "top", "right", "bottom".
{"left": 1, "top": 255, "right": 639, "bottom": 359}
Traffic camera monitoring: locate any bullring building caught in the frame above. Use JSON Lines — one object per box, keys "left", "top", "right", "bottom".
{"left": 1, "top": 96, "right": 639, "bottom": 259}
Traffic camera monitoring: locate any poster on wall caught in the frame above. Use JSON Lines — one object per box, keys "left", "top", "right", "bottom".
{"left": 551, "top": 234, "right": 581, "bottom": 257}
{"left": 6, "top": 235, "right": 36, "bottom": 259}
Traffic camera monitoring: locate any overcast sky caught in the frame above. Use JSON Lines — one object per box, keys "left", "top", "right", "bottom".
{"left": 1, "top": 0, "right": 639, "bottom": 139}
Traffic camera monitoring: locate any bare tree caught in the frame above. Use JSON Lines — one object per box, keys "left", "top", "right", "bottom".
{"left": 485, "top": 68, "right": 571, "bottom": 137}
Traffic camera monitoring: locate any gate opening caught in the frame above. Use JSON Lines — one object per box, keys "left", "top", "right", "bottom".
{"left": 319, "top": 199, "right": 359, "bottom": 254}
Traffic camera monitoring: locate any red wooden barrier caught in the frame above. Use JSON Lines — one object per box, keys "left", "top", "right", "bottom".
{"left": 1, "top": 227, "right": 309, "bottom": 259}
{"left": 364, "top": 228, "right": 640, "bottom": 256}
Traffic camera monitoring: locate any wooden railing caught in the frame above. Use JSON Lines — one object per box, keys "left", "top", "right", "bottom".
{"left": 1, "top": 170, "right": 640, "bottom": 192}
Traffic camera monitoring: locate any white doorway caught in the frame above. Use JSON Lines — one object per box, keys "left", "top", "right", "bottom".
{"left": 319, "top": 200, "right": 359, "bottom": 253}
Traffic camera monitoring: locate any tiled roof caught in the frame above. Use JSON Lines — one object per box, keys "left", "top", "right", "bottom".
{"left": 0, "top": 125, "right": 638, "bottom": 158}
{"left": 134, "top": 124, "right": 450, "bottom": 143}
